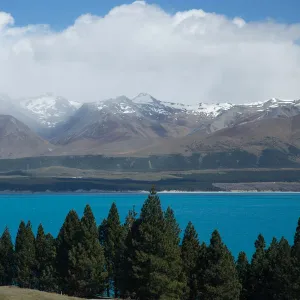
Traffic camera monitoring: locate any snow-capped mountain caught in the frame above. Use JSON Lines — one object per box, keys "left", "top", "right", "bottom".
{"left": 49, "top": 94, "right": 206, "bottom": 148}
{"left": 0, "top": 94, "right": 42, "bottom": 129}
{"left": 19, "top": 93, "right": 81, "bottom": 128}
{"left": 45, "top": 93, "right": 300, "bottom": 148}
{"left": 131, "top": 93, "right": 233, "bottom": 117}
{"left": 207, "top": 98, "right": 300, "bottom": 133}
{"left": 1, "top": 91, "right": 300, "bottom": 157}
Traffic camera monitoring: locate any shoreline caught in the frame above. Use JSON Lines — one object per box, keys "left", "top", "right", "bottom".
{"left": 0, "top": 190, "right": 300, "bottom": 194}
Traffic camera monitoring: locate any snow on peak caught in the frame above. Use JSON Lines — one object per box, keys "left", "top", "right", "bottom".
{"left": 197, "top": 102, "right": 233, "bottom": 116}
{"left": 19, "top": 94, "right": 81, "bottom": 127}
{"left": 244, "top": 98, "right": 296, "bottom": 108}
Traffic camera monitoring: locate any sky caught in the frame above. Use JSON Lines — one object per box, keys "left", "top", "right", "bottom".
{"left": 0, "top": 0, "right": 300, "bottom": 104}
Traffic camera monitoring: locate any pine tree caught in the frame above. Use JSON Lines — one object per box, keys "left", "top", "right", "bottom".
{"left": 99, "top": 202, "right": 123, "bottom": 297}
{"left": 248, "top": 233, "right": 268, "bottom": 300}
{"left": 128, "top": 187, "right": 185, "bottom": 300}
{"left": 116, "top": 206, "right": 137, "bottom": 298}
{"left": 291, "top": 217, "right": 300, "bottom": 295}
{"left": 36, "top": 223, "right": 46, "bottom": 287}
{"left": 66, "top": 205, "right": 107, "bottom": 297}
{"left": 0, "top": 227, "right": 14, "bottom": 285}
{"left": 201, "top": 230, "right": 241, "bottom": 300}
{"left": 196, "top": 241, "right": 207, "bottom": 298}
{"left": 98, "top": 219, "right": 107, "bottom": 247}
{"left": 236, "top": 251, "right": 250, "bottom": 300}
{"left": 14, "top": 221, "right": 36, "bottom": 288}
{"left": 56, "top": 210, "right": 81, "bottom": 294}
{"left": 35, "top": 224, "right": 57, "bottom": 292}
{"left": 181, "top": 222, "right": 200, "bottom": 300}
{"left": 163, "top": 207, "right": 186, "bottom": 299}
{"left": 127, "top": 186, "right": 166, "bottom": 299}
{"left": 265, "top": 237, "right": 294, "bottom": 299}
{"left": 75, "top": 204, "right": 107, "bottom": 297}
{"left": 108, "top": 203, "right": 123, "bottom": 297}
{"left": 292, "top": 217, "right": 300, "bottom": 260}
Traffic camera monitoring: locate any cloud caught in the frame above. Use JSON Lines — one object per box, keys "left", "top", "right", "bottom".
{"left": 0, "top": 1, "right": 300, "bottom": 104}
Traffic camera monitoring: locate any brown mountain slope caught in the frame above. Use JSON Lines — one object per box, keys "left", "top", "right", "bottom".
{"left": 0, "top": 115, "right": 55, "bottom": 158}
{"left": 48, "top": 96, "right": 201, "bottom": 156}
{"left": 131, "top": 115, "right": 300, "bottom": 157}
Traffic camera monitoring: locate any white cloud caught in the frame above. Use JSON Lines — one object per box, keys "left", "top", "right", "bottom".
{"left": 0, "top": 1, "right": 300, "bottom": 104}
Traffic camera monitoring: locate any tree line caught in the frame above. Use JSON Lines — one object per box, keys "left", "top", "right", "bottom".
{"left": 1, "top": 187, "right": 300, "bottom": 299}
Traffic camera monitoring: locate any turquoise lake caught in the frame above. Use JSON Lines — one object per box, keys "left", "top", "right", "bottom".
{"left": 1, "top": 192, "right": 300, "bottom": 258}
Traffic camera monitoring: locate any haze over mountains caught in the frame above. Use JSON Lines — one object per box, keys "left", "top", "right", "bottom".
{"left": 1, "top": 92, "right": 300, "bottom": 163}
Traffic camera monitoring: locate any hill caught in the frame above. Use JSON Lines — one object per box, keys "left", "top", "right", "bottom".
{"left": 0, "top": 115, "right": 55, "bottom": 159}
{"left": 0, "top": 286, "right": 82, "bottom": 300}
{"left": 133, "top": 114, "right": 300, "bottom": 157}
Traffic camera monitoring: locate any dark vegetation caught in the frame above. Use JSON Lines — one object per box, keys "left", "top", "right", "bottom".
{"left": 1, "top": 168, "right": 300, "bottom": 191}
{"left": 0, "top": 176, "right": 219, "bottom": 192}
{"left": 0, "top": 148, "right": 299, "bottom": 173}
{"left": 0, "top": 188, "right": 300, "bottom": 299}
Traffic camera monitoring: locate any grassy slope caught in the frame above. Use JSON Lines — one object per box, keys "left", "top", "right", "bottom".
{"left": 0, "top": 287, "right": 83, "bottom": 300}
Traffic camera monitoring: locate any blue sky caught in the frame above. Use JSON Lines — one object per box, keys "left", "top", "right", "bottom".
{"left": 0, "top": 0, "right": 299, "bottom": 29}
{"left": 0, "top": 0, "right": 300, "bottom": 103}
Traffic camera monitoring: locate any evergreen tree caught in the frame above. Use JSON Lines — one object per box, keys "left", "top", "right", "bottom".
{"left": 14, "top": 221, "right": 36, "bottom": 288}
{"left": 248, "top": 233, "right": 268, "bottom": 300}
{"left": 201, "top": 230, "right": 241, "bottom": 300}
{"left": 236, "top": 251, "right": 250, "bottom": 300}
{"left": 0, "top": 227, "right": 14, "bottom": 285}
{"left": 196, "top": 241, "right": 207, "bottom": 299}
{"left": 35, "top": 224, "right": 57, "bottom": 292}
{"left": 123, "top": 206, "right": 137, "bottom": 231}
{"left": 99, "top": 202, "right": 123, "bottom": 297}
{"left": 163, "top": 207, "right": 186, "bottom": 299}
{"left": 116, "top": 206, "right": 137, "bottom": 298}
{"left": 181, "top": 222, "right": 200, "bottom": 300}
{"left": 67, "top": 205, "right": 107, "bottom": 297}
{"left": 56, "top": 210, "right": 81, "bottom": 294}
{"left": 128, "top": 187, "right": 185, "bottom": 300}
{"left": 127, "top": 187, "right": 167, "bottom": 299}
{"left": 265, "top": 237, "right": 294, "bottom": 299}
{"left": 98, "top": 219, "right": 107, "bottom": 247}
{"left": 292, "top": 217, "right": 300, "bottom": 260}
{"left": 292, "top": 217, "right": 300, "bottom": 295}
{"left": 76, "top": 204, "right": 107, "bottom": 297}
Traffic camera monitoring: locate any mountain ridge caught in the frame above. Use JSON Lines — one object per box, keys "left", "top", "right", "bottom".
{"left": 0, "top": 92, "right": 300, "bottom": 160}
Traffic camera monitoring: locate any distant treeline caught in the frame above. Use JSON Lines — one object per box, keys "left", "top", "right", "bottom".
{"left": 0, "top": 148, "right": 299, "bottom": 173}
{"left": 2, "top": 168, "right": 300, "bottom": 192}
{"left": 1, "top": 188, "right": 300, "bottom": 299}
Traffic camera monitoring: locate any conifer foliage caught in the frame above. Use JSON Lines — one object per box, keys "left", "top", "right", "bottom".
{"left": 128, "top": 186, "right": 171, "bottom": 299}
{"left": 0, "top": 227, "right": 14, "bottom": 285}
{"left": 1, "top": 189, "right": 300, "bottom": 299}
{"left": 14, "top": 221, "right": 36, "bottom": 288}
{"left": 201, "top": 230, "right": 241, "bottom": 299}
{"left": 35, "top": 224, "right": 57, "bottom": 292}
{"left": 99, "top": 202, "right": 122, "bottom": 297}
{"left": 78, "top": 204, "right": 106, "bottom": 297}
{"left": 181, "top": 221, "right": 200, "bottom": 300}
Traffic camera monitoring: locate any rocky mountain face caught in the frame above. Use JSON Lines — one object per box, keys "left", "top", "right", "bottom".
{"left": 206, "top": 98, "right": 300, "bottom": 133}
{"left": 50, "top": 94, "right": 205, "bottom": 142}
{"left": 19, "top": 93, "right": 81, "bottom": 128}
{"left": 1, "top": 93, "right": 300, "bottom": 159}
{"left": 0, "top": 115, "right": 54, "bottom": 158}
{"left": 0, "top": 93, "right": 81, "bottom": 131}
{"left": 46, "top": 94, "right": 218, "bottom": 155}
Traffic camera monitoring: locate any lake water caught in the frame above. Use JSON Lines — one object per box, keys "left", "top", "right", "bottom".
{"left": 1, "top": 192, "right": 300, "bottom": 258}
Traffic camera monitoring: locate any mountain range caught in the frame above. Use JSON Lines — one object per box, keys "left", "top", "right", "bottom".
{"left": 1, "top": 93, "right": 300, "bottom": 167}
